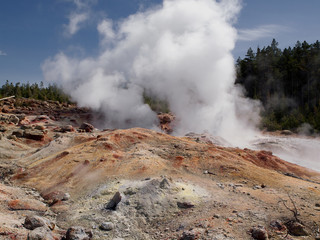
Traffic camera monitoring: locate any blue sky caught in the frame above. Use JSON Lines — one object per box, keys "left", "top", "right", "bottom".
{"left": 1, "top": 0, "right": 320, "bottom": 84}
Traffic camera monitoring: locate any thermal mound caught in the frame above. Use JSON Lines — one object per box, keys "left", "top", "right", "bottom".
{"left": 0, "top": 98, "right": 320, "bottom": 239}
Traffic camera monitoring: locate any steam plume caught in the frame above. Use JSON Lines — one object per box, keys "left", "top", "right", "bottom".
{"left": 42, "top": 0, "right": 260, "bottom": 146}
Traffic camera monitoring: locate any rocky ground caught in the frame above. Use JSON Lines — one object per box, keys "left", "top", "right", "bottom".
{"left": 0, "top": 98, "right": 320, "bottom": 240}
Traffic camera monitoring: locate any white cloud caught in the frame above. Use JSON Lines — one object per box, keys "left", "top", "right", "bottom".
{"left": 97, "top": 19, "right": 116, "bottom": 45}
{"left": 238, "top": 24, "right": 290, "bottom": 41}
{"left": 63, "top": 0, "right": 96, "bottom": 37}
{"left": 0, "top": 50, "right": 7, "bottom": 56}
{"left": 65, "top": 12, "right": 89, "bottom": 36}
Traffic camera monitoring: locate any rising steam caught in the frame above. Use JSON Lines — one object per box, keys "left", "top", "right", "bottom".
{"left": 42, "top": 0, "right": 261, "bottom": 146}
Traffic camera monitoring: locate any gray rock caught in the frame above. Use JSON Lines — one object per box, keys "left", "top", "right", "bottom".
{"left": 24, "top": 215, "right": 55, "bottom": 230}
{"left": 105, "top": 192, "right": 122, "bottom": 210}
{"left": 124, "top": 187, "right": 136, "bottom": 196}
{"left": 65, "top": 226, "right": 92, "bottom": 240}
{"left": 159, "top": 178, "right": 170, "bottom": 189}
{"left": 177, "top": 201, "right": 194, "bottom": 209}
{"left": 63, "top": 192, "right": 71, "bottom": 201}
{"left": 99, "top": 222, "right": 114, "bottom": 231}
{"left": 28, "top": 227, "right": 54, "bottom": 240}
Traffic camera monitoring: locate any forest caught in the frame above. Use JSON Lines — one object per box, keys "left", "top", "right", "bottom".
{"left": 236, "top": 39, "right": 320, "bottom": 132}
{"left": 0, "top": 80, "right": 71, "bottom": 103}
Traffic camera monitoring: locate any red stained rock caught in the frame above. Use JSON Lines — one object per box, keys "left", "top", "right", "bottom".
{"left": 8, "top": 199, "right": 47, "bottom": 212}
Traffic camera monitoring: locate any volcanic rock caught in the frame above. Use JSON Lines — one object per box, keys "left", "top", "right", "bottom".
{"left": 180, "top": 230, "right": 196, "bottom": 240}
{"left": 105, "top": 192, "right": 122, "bottom": 210}
{"left": 0, "top": 125, "right": 7, "bottom": 132}
{"left": 7, "top": 134, "right": 17, "bottom": 140}
{"left": 0, "top": 113, "right": 19, "bottom": 124}
{"left": 158, "top": 113, "right": 174, "bottom": 133}
{"left": 281, "top": 130, "right": 293, "bottom": 135}
{"left": 59, "top": 125, "right": 75, "bottom": 133}
{"left": 24, "top": 215, "right": 55, "bottom": 230}
{"left": 251, "top": 226, "right": 269, "bottom": 240}
{"left": 79, "top": 122, "right": 94, "bottom": 132}
{"left": 65, "top": 226, "right": 92, "bottom": 240}
{"left": 159, "top": 177, "right": 170, "bottom": 189}
{"left": 8, "top": 199, "right": 47, "bottom": 212}
{"left": 28, "top": 227, "right": 54, "bottom": 240}
{"left": 286, "top": 221, "right": 309, "bottom": 236}
{"left": 42, "top": 191, "right": 70, "bottom": 206}
{"left": 2, "top": 106, "right": 11, "bottom": 113}
{"left": 99, "top": 222, "right": 114, "bottom": 231}
{"left": 35, "top": 115, "right": 50, "bottom": 122}
{"left": 177, "top": 201, "right": 195, "bottom": 209}
{"left": 34, "top": 125, "right": 45, "bottom": 131}
{"left": 270, "top": 220, "right": 286, "bottom": 232}
{"left": 20, "top": 124, "right": 33, "bottom": 130}
{"left": 24, "top": 129, "right": 45, "bottom": 141}
{"left": 12, "top": 129, "right": 24, "bottom": 138}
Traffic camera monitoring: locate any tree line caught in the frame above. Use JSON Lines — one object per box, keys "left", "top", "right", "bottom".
{"left": 236, "top": 39, "right": 320, "bottom": 132}
{"left": 0, "top": 80, "right": 71, "bottom": 103}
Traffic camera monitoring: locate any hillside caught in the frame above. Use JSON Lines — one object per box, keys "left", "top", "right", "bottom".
{"left": 0, "top": 98, "right": 319, "bottom": 240}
